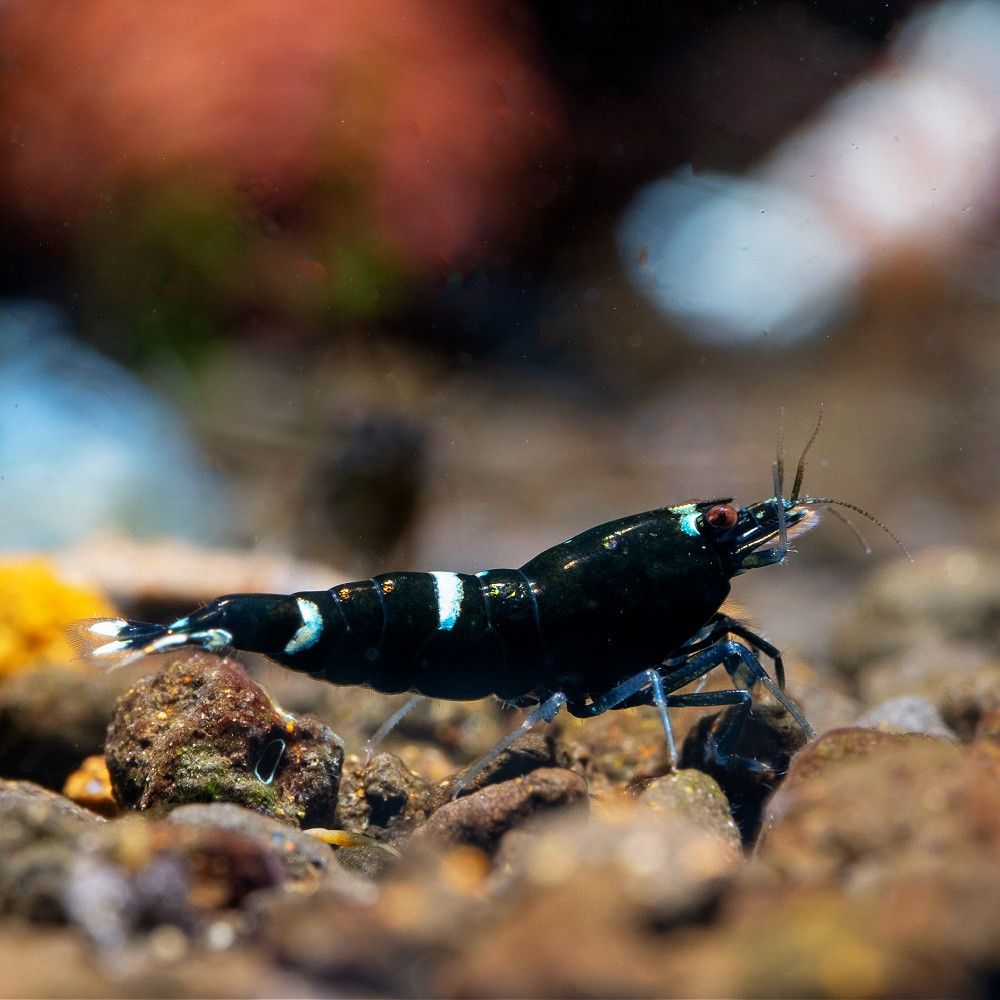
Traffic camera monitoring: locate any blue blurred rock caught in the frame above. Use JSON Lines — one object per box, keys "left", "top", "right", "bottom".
{"left": 617, "top": 168, "right": 861, "bottom": 347}
{"left": 0, "top": 300, "right": 231, "bottom": 548}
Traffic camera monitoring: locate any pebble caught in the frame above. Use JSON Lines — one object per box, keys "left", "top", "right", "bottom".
{"left": 416, "top": 768, "right": 588, "bottom": 853}
{"left": 105, "top": 653, "right": 344, "bottom": 828}
{"left": 638, "top": 768, "right": 741, "bottom": 853}
{"left": 62, "top": 754, "right": 118, "bottom": 817}
{"left": 854, "top": 694, "right": 958, "bottom": 739}
{"left": 0, "top": 778, "right": 104, "bottom": 921}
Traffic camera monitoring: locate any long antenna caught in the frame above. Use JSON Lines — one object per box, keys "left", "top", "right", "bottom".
{"left": 775, "top": 407, "right": 786, "bottom": 498}
{"left": 773, "top": 408, "right": 788, "bottom": 556}
{"left": 790, "top": 406, "right": 824, "bottom": 503}
{"left": 804, "top": 496, "right": 912, "bottom": 560}
{"left": 824, "top": 505, "right": 872, "bottom": 556}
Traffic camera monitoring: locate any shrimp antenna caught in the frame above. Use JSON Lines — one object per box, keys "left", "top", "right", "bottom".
{"left": 773, "top": 408, "right": 788, "bottom": 555}
{"left": 775, "top": 407, "right": 786, "bottom": 498}
{"left": 790, "top": 406, "right": 824, "bottom": 503}
{"left": 823, "top": 505, "right": 871, "bottom": 556}
{"left": 806, "top": 497, "right": 912, "bottom": 560}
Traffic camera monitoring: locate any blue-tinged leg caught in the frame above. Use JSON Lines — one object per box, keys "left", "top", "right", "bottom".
{"left": 665, "top": 613, "right": 788, "bottom": 690}
{"left": 662, "top": 635, "right": 813, "bottom": 741}
{"left": 663, "top": 684, "right": 771, "bottom": 774}
{"left": 451, "top": 691, "right": 567, "bottom": 798}
{"left": 601, "top": 636, "right": 811, "bottom": 772}
{"left": 713, "top": 639, "right": 815, "bottom": 739}
{"left": 363, "top": 694, "right": 425, "bottom": 761}
{"left": 571, "top": 667, "right": 680, "bottom": 765}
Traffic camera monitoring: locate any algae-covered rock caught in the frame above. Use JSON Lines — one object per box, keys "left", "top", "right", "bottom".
{"left": 638, "top": 768, "right": 741, "bottom": 853}
{"left": 105, "top": 653, "right": 343, "bottom": 828}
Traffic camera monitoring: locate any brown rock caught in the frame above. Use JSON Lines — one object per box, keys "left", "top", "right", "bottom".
{"left": 417, "top": 768, "right": 587, "bottom": 853}
{"left": 638, "top": 768, "right": 741, "bottom": 853}
{"left": 105, "top": 653, "right": 343, "bottom": 828}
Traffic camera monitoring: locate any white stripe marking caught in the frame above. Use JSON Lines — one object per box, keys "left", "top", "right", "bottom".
{"left": 677, "top": 504, "right": 701, "bottom": 537}
{"left": 91, "top": 639, "right": 130, "bottom": 656}
{"left": 88, "top": 619, "right": 130, "bottom": 637}
{"left": 431, "top": 572, "right": 463, "bottom": 631}
{"left": 284, "top": 598, "right": 323, "bottom": 655}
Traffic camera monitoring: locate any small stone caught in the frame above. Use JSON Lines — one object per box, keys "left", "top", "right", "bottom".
{"left": 165, "top": 802, "right": 339, "bottom": 884}
{"left": 0, "top": 777, "right": 105, "bottom": 833}
{"left": 0, "top": 778, "right": 104, "bottom": 921}
{"left": 424, "top": 731, "right": 555, "bottom": 811}
{"left": 638, "top": 769, "right": 741, "bottom": 853}
{"left": 62, "top": 755, "right": 117, "bottom": 817}
{"left": 855, "top": 694, "right": 958, "bottom": 739}
{"left": 362, "top": 752, "right": 429, "bottom": 828}
{"left": 417, "top": 768, "right": 587, "bottom": 853}
{"left": 105, "top": 653, "right": 344, "bottom": 828}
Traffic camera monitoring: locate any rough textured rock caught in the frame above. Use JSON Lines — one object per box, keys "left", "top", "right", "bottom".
{"left": 416, "top": 768, "right": 588, "bottom": 853}
{"left": 105, "top": 653, "right": 343, "bottom": 828}
{"left": 359, "top": 751, "right": 434, "bottom": 831}
{"left": 638, "top": 768, "right": 741, "bottom": 853}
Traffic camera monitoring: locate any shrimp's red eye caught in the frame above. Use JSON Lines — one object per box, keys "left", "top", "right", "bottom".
{"left": 704, "top": 503, "right": 739, "bottom": 531}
